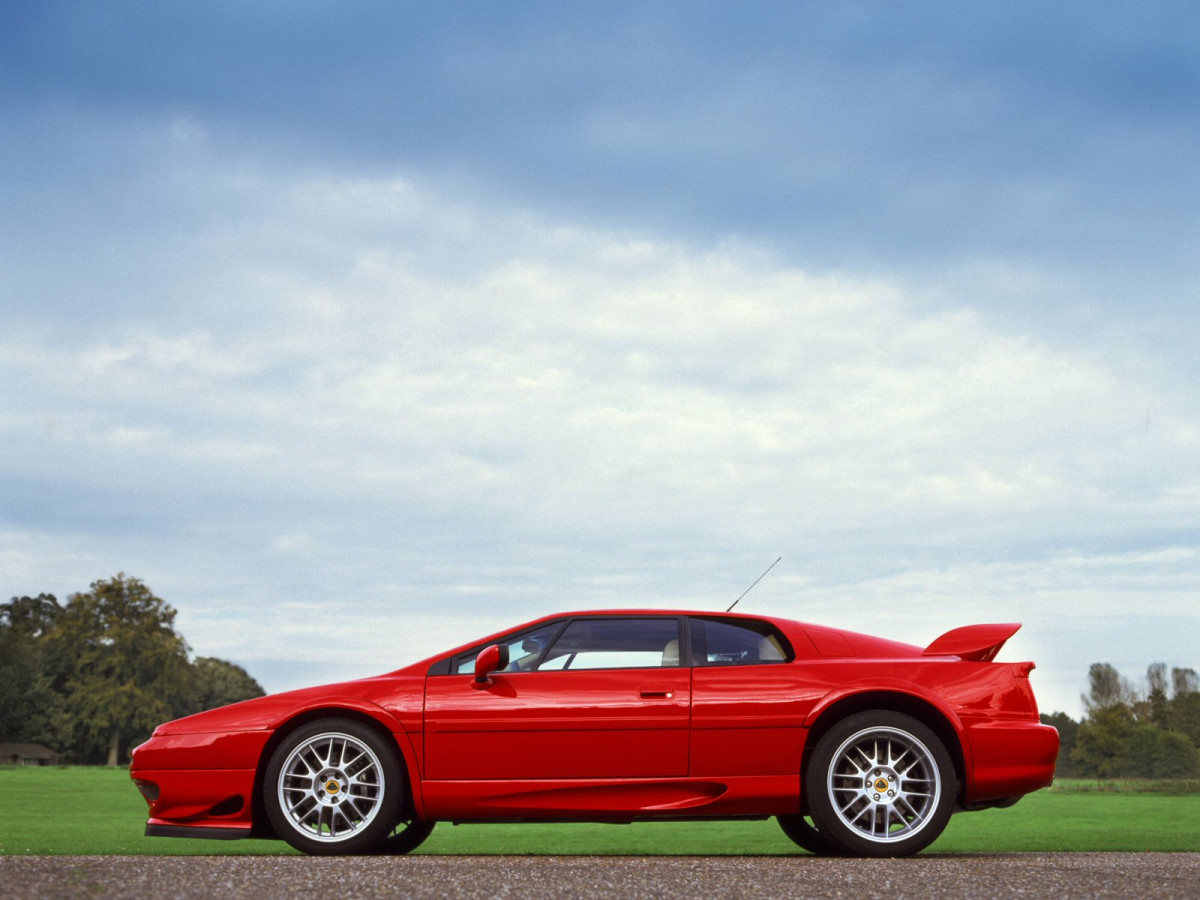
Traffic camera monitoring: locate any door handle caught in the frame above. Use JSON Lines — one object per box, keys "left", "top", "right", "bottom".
{"left": 638, "top": 684, "right": 676, "bottom": 700}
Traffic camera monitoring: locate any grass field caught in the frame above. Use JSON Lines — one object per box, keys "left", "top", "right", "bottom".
{"left": 1, "top": 767, "right": 1198, "bottom": 856}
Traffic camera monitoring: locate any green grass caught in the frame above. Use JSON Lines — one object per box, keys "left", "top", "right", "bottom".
{"left": 1046, "top": 778, "right": 1200, "bottom": 794}
{"left": 2, "top": 767, "right": 1198, "bottom": 856}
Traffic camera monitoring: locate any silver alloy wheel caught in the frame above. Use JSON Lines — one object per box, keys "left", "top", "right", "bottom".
{"left": 825, "top": 725, "right": 941, "bottom": 844}
{"left": 277, "top": 731, "right": 386, "bottom": 842}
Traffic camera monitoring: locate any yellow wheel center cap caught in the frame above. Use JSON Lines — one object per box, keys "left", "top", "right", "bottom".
{"left": 874, "top": 778, "right": 889, "bottom": 792}
{"left": 325, "top": 780, "right": 340, "bottom": 794}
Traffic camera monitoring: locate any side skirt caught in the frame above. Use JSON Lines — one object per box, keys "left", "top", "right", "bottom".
{"left": 145, "top": 824, "right": 252, "bottom": 840}
{"left": 448, "top": 815, "right": 772, "bottom": 825}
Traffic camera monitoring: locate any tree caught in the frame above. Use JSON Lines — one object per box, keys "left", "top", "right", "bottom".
{"left": 1, "top": 593, "right": 63, "bottom": 636}
{"left": 3, "top": 578, "right": 270, "bottom": 764}
{"left": 1082, "top": 662, "right": 1132, "bottom": 713}
{"left": 1145, "top": 663, "right": 1170, "bottom": 729}
{"left": 1072, "top": 660, "right": 1200, "bottom": 779}
{"left": 1071, "top": 704, "right": 1134, "bottom": 778}
{"left": 189, "top": 657, "right": 266, "bottom": 712}
{"left": 1121, "top": 725, "right": 1199, "bottom": 778}
{"left": 46, "top": 575, "right": 191, "bottom": 765}
{"left": 1172, "top": 667, "right": 1199, "bottom": 698}
{"left": 1172, "top": 691, "right": 1200, "bottom": 747}
{"left": 0, "top": 595, "right": 66, "bottom": 746}
{"left": 1166, "top": 667, "right": 1200, "bottom": 748}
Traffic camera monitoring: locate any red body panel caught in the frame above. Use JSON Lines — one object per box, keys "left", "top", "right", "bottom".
{"left": 129, "top": 609, "right": 1058, "bottom": 837}
{"left": 422, "top": 775, "right": 799, "bottom": 820}
{"left": 425, "top": 669, "right": 691, "bottom": 780}
{"left": 690, "top": 665, "right": 816, "bottom": 777}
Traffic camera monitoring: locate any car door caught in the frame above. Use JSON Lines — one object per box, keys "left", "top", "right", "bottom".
{"left": 423, "top": 616, "right": 690, "bottom": 780}
{"left": 687, "top": 615, "right": 819, "bottom": 777}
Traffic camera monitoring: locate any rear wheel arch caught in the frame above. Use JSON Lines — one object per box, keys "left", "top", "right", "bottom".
{"left": 801, "top": 691, "right": 966, "bottom": 807}
{"left": 251, "top": 707, "right": 420, "bottom": 839}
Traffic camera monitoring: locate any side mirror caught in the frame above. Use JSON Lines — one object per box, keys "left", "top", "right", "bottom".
{"left": 473, "top": 644, "right": 510, "bottom": 686}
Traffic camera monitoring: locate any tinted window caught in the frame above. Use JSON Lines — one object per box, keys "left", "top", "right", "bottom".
{"left": 541, "top": 618, "right": 681, "bottom": 670}
{"left": 690, "top": 617, "right": 789, "bottom": 666}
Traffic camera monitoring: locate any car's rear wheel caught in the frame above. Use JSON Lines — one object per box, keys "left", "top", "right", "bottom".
{"left": 805, "top": 710, "right": 956, "bottom": 857}
{"left": 264, "top": 718, "right": 405, "bottom": 855}
{"left": 776, "top": 814, "right": 842, "bottom": 855}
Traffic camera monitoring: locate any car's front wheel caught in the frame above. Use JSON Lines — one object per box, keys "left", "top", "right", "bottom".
{"left": 805, "top": 710, "right": 956, "bottom": 857}
{"left": 264, "top": 718, "right": 405, "bottom": 855}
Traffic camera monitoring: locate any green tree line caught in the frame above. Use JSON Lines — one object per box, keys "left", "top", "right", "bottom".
{"left": 0, "top": 574, "right": 264, "bottom": 765}
{"left": 1042, "top": 662, "right": 1200, "bottom": 778}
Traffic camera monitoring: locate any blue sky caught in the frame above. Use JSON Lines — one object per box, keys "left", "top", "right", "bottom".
{"left": 3, "top": 2, "right": 1198, "bottom": 716}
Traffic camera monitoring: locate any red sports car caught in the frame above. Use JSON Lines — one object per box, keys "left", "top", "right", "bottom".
{"left": 131, "top": 609, "right": 1058, "bottom": 857}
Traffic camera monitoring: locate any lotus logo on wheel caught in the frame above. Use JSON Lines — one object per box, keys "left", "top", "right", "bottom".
{"left": 325, "top": 780, "right": 340, "bottom": 794}
{"left": 874, "top": 778, "right": 889, "bottom": 792}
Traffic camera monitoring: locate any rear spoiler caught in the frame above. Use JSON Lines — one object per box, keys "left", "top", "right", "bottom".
{"left": 923, "top": 623, "right": 1021, "bottom": 662}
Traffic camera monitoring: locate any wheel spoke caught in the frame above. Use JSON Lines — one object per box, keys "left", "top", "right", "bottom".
{"left": 299, "top": 748, "right": 319, "bottom": 774}
{"left": 331, "top": 806, "right": 351, "bottom": 835}
{"left": 896, "top": 794, "right": 921, "bottom": 821}
{"left": 277, "top": 730, "right": 388, "bottom": 844}
{"left": 844, "top": 799, "right": 870, "bottom": 823}
{"left": 825, "top": 724, "right": 942, "bottom": 845}
{"left": 343, "top": 795, "right": 368, "bottom": 820}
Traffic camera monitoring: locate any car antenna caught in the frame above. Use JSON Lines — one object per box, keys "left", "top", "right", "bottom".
{"left": 727, "top": 556, "right": 782, "bottom": 612}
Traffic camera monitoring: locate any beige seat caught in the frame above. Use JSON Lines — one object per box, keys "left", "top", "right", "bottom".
{"left": 758, "top": 634, "right": 785, "bottom": 661}
{"left": 661, "top": 639, "right": 679, "bottom": 666}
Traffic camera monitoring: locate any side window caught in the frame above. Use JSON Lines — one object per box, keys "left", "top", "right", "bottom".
{"left": 454, "top": 623, "right": 563, "bottom": 675}
{"left": 689, "top": 617, "right": 790, "bottom": 666}
{"left": 540, "top": 618, "right": 681, "bottom": 670}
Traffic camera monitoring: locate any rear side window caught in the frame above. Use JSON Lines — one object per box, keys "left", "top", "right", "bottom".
{"left": 689, "top": 617, "right": 790, "bottom": 666}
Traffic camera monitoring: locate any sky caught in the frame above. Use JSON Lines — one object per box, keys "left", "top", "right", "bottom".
{"left": 2, "top": 1, "right": 1198, "bottom": 718}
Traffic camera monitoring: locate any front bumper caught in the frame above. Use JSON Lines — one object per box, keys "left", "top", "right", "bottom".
{"left": 130, "top": 730, "right": 271, "bottom": 837}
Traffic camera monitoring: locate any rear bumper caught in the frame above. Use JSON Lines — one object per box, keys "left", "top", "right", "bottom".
{"left": 964, "top": 720, "right": 1059, "bottom": 804}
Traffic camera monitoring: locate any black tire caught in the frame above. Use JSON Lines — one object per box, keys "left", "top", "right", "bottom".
{"left": 776, "top": 814, "right": 842, "bottom": 855}
{"left": 805, "top": 710, "right": 956, "bottom": 858}
{"left": 263, "top": 717, "right": 405, "bottom": 855}
{"left": 370, "top": 819, "right": 436, "bottom": 855}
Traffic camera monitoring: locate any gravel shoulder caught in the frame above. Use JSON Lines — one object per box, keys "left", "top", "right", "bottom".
{"left": 5, "top": 853, "right": 1200, "bottom": 900}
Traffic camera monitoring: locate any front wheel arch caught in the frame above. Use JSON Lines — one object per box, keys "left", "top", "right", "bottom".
{"left": 262, "top": 716, "right": 407, "bottom": 854}
{"left": 252, "top": 708, "right": 418, "bottom": 841}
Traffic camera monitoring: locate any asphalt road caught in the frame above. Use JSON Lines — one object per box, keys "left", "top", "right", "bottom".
{"left": 5, "top": 853, "right": 1199, "bottom": 899}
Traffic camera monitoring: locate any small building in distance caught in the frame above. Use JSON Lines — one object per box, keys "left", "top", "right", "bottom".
{"left": 0, "top": 743, "right": 60, "bottom": 766}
